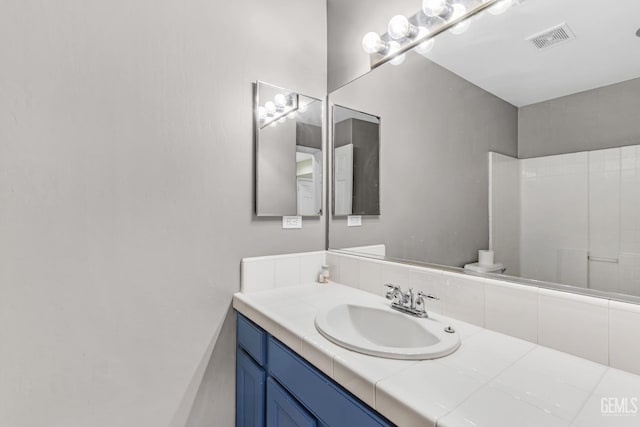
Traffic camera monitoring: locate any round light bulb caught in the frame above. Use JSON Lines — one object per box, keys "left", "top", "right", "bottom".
{"left": 388, "top": 15, "right": 416, "bottom": 40}
{"left": 488, "top": 0, "right": 512, "bottom": 15}
{"left": 362, "top": 32, "right": 387, "bottom": 54}
{"left": 274, "top": 93, "right": 287, "bottom": 108}
{"left": 415, "top": 27, "right": 435, "bottom": 54}
{"left": 265, "top": 101, "right": 276, "bottom": 115}
{"left": 449, "top": 4, "right": 471, "bottom": 35}
{"left": 423, "top": 0, "right": 448, "bottom": 17}
{"left": 388, "top": 41, "right": 406, "bottom": 66}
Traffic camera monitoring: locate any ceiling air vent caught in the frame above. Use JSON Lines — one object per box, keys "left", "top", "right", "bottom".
{"left": 527, "top": 23, "right": 575, "bottom": 50}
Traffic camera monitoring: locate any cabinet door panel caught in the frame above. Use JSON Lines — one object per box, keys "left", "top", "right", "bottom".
{"left": 237, "top": 348, "right": 266, "bottom": 427}
{"left": 268, "top": 337, "right": 393, "bottom": 427}
{"left": 267, "top": 378, "right": 316, "bottom": 427}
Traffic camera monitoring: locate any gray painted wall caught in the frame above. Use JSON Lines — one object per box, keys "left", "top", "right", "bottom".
{"left": 329, "top": 53, "right": 518, "bottom": 267}
{"left": 519, "top": 77, "right": 640, "bottom": 158}
{"left": 297, "top": 122, "right": 322, "bottom": 150}
{"left": 334, "top": 118, "right": 380, "bottom": 214}
{"left": 0, "top": 1, "right": 326, "bottom": 426}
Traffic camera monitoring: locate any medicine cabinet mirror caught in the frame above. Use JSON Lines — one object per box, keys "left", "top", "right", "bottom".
{"left": 327, "top": 0, "right": 640, "bottom": 303}
{"left": 255, "top": 81, "right": 323, "bottom": 217}
{"left": 332, "top": 105, "right": 380, "bottom": 216}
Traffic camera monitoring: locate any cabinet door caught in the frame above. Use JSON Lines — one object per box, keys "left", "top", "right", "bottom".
{"left": 266, "top": 378, "right": 317, "bottom": 427}
{"left": 237, "top": 349, "right": 266, "bottom": 427}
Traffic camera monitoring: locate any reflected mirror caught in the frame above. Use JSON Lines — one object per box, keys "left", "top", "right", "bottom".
{"left": 255, "top": 82, "right": 323, "bottom": 216}
{"left": 327, "top": 0, "right": 640, "bottom": 300}
{"left": 332, "top": 106, "right": 380, "bottom": 216}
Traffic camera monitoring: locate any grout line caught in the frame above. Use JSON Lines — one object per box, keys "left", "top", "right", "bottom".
{"left": 569, "top": 367, "right": 609, "bottom": 426}
{"left": 433, "top": 344, "right": 538, "bottom": 426}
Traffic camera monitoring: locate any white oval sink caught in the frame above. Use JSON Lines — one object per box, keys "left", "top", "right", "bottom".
{"left": 315, "top": 303, "right": 461, "bottom": 360}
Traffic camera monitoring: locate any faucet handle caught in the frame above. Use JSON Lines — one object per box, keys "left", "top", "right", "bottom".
{"left": 418, "top": 291, "right": 439, "bottom": 301}
{"left": 383, "top": 283, "right": 401, "bottom": 301}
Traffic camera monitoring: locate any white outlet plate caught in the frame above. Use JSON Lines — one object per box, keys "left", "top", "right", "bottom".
{"left": 282, "top": 216, "right": 302, "bottom": 229}
{"left": 347, "top": 215, "right": 362, "bottom": 227}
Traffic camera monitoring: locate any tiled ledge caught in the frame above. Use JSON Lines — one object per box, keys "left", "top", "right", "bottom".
{"left": 240, "top": 249, "right": 640, "bottom": 376}
{"left": 240, "top": 250, "right": 326, "bottom": 293}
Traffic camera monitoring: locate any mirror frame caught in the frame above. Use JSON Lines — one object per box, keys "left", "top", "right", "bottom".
{"left": 254, "top": 81, "right": 324, "bottom": 217}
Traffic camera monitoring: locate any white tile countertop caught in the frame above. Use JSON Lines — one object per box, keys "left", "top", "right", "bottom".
{"left": 233, "top": 282, "right": 640, "bottom": 427}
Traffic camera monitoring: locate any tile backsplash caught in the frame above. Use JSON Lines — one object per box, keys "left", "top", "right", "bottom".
{"left": 241, "top": 251, "right": 326, "bottom": 293}
{"left": 326, "top": 251, "right": 640, "bottom": 376}
{"left": 241, "top": 249, "right": 640, "bottom": 376}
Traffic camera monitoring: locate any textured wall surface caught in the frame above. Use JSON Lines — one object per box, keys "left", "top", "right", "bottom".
{"left": 0, "top": 1, "right": 326, "bottom": 426}
{"left": 519, "top": 77, "right": 640, "bottom": 158}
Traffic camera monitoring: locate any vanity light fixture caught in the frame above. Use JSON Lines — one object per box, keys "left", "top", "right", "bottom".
{"left": 422, "top": 0, "right": 451, "bottom": 18}
{"left": 362, "top": 0, "right": 516, "bottom": 70}
{"left": 363, "top": 29, "right": 409, "bottom": 66}
{"left": 362, "top": 32, "right": 390, "bottom": 54}
{"left": 388, "top": 41, "right": 406, "bottom": 65}
{"left": 258, "top": 93, "right": 299, "bottom": 129}
{"left": 388, "top": 15, "right": 419, "bottom": 40}
{"left": 415, "top": 28, "right": 435, "bottom": 54}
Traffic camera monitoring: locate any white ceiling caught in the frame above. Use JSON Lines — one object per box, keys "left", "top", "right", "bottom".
{"left": 419, "top": 0, "right": 640, "bottom": 106}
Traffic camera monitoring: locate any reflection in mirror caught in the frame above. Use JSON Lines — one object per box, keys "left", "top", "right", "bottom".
{"left": 332, "top": 106, "right": 380, "bottom": 216}
{"left": 328, "top": 0, "right": 640, "bottom": 300}
{"left": 255, "top": 82, "right": 323, "bottom": 217}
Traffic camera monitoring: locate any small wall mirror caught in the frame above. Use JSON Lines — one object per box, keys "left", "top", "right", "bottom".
{"left": 332, "top": 105, "right": 380, "bottom": 216}
{"left": 255, "top": 82, "right": 323, "bottom": 217}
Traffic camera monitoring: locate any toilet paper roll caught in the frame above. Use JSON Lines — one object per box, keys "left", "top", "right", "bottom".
{"left": 478, "top": 250, "right": 494, "bottom": 266}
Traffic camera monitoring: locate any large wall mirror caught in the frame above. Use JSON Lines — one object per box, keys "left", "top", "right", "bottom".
{"left": 327, "top": 0, "right": 640, "bottom": 302}
{"left": 255, "top": 82, "right": 323, "bottom": 217}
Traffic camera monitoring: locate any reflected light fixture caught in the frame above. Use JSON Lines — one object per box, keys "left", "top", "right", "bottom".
{"left": 259, "top": 93, "right": 298, "bottom": 128}
{"left": 274, "top": 93, "right": 288, "bottom": 108}
{"left": 488, "top": 0, "right": 513, "bottom": 15}
{"left": 265, "top": 101, "right": 276, "bottom": 115}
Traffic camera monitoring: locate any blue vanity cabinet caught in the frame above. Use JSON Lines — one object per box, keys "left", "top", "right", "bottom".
{"left": 236, "top": 348, "right": 266, "bottom": 427}
{"left": 236, "top": 313, "right": 394, "bottom": 427}
{"left": 237, "top": 314, "right": 269, "bottom": 427}
{"left": 266, "top": 378, "right": 317, "bottom": 427}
